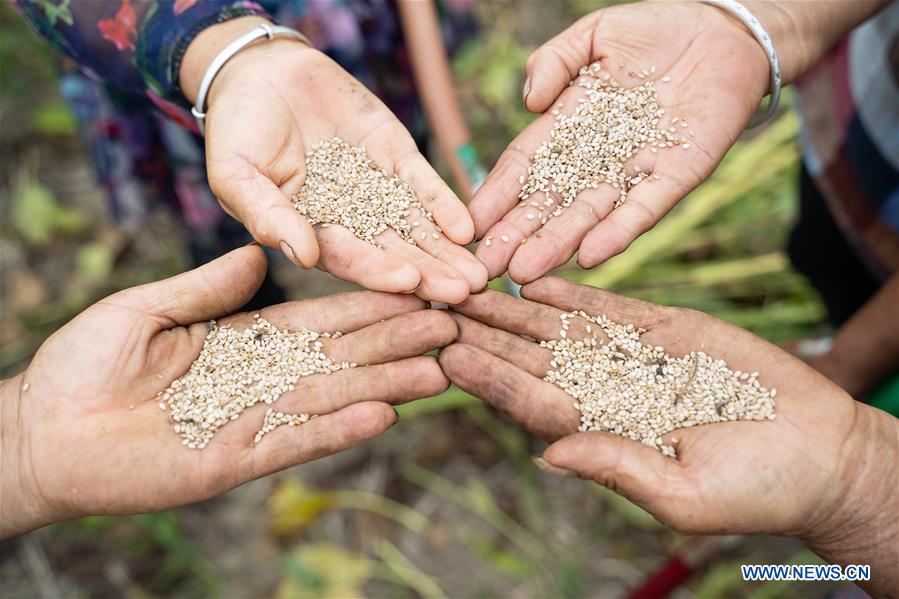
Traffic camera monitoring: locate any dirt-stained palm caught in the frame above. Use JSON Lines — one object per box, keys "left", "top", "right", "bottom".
{"left": 469, "top": 2, "right": 771, "bottom": 283}
{"left": 204, "top": 40, "right": 487, "bottom": 303}
{"left": 2, "top": 246, "right": 454, "bottom": 536}
{"left": 438, "top": 279, "right": 897, "bottom": 550}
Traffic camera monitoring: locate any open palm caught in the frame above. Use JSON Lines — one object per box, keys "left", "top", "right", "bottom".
{"left": 470, "top": 2, "right": 771, "bottom": 282}
{"left": 205, "top": 40, "right": 487, "bottom": 303}
{"left": 10, "top": 246, "right": 453, "bottom": 531}
{"left": 438, "top": 278, "right": 884, "bottom": 538}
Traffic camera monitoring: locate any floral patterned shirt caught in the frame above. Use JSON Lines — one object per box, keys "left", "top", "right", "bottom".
{"left": 14, "top": 0, "right": 476, "bottom": 260}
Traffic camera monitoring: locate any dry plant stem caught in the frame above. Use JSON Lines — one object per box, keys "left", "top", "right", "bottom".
{"left": 160, "top": 315, "right": 352, "bottom": 449}
{"left": 292, "top": 138, "right": 436, "bottom": 247}
{"left": 516, "top": 61, "right": 688, "bottom": 225}
{"left": 542, "top": 311, "right": 776, "bottom": 457}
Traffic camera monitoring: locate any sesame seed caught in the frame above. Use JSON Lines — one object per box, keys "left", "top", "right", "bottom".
{"left": 515, "top": 60, "right": 692, "bottom": 216}
{"left": 292, "top": 138, "right": 435, "bottom": 247}
{"left": 160, "top": 316, "right": 349, "bottom": 449}
{"left": 21, "top": 382, "right": 29, "bottom": 392}
{"left": 540, "top": 312, "right": 776, "bottom": 457}
{"left": 500, "top": 235, "right": 510, "bottom": 243}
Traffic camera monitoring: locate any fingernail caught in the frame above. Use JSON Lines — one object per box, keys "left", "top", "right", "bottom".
{"left": 279, "top": 240, "right": 300, "bottom": 266}
{"left": 402, "top": 284, "right": 422, "bottom": 295}
{"left": 392, "top": 407, "right": 400, "bottom": 426}
{"left": 245, "top": 241, "right": 262, "bottom": 247}
{"left": 522, "top": 77, "right": 532, "bottom": 103}
{"left": 532, "top": 455, "right": 578, "bottom": 478}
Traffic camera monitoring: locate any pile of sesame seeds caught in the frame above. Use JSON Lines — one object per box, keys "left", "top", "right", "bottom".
{"left": 517, "top": 61, "right": 690, "bottom": 226}
{"left": 160, "top": 314, "right": 352, "bottom": 449}
{"left": 541, "top": 312, "right": 776, "bottom": 457}
{"left": 253, "top": 409, "right": 314, "bottom": 445}
{"left": 292, "top": 137, "right": 437, "bottom": 247}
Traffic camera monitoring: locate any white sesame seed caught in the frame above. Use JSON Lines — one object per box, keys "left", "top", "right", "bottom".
{"left": 291, "top": 138, "right": 435, "bottom": 247}
{"left": 160, "top": 316, "right": 350, "bottom": 449}
{"left": 540, "top": 311, "right": 776, "bottom": 457}
{"left": 500, "top": 235, "right": 510, "bottom": 243}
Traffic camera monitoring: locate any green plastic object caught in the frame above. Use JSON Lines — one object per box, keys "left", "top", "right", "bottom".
{"left": 869, "top": 372, "right": 899, "bottom": 417}
{"left": 456, "top": 143, "right": 487, "bottom": 189}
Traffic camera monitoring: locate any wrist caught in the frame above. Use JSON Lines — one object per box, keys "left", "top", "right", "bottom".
{"left": 798, "top": 402, "right": 898, "bottom": 590}
{"left": 0, "top": 374, "right": 57, "bottom": 538}
{"left": 179, "top": 15, "right": 274, "bottom": 105}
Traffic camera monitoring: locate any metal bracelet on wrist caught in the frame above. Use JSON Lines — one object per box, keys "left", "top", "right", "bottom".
{"left": 191, "top": 23, "right": 311, "bottom": 136}
{"left": 699, "top": 0, "right": 783, "bottom": 127}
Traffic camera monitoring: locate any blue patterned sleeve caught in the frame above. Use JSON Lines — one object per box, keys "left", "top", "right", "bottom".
{"left": 14, "top": 0, "right": 270, "bottom": 106}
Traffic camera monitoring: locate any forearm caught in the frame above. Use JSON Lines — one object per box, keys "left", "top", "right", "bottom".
{"left": 743, "top": 0, "right": 891, "bottom": 84}
{"left": 179, "top": 15, "right": 273, "bottom": 105}
{"left": 15, "top": 0, "right": 271, "bottom": 106}
{"left": 813, "top": 273, "right": 899, "bottom": 398}
{"left": 800, "top": 402, "right": 899, "bottom": 596}
{"left": 0, "top": 374, "right": 55, "bottom": 539}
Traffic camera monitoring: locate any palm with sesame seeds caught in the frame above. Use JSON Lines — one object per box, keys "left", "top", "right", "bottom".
{"left": 439, "top": 277, "right": 880, "bottom": 537}
{"left": 469, "top": 2, "right": 772, "bottom": 283}
{"left": 203, "top": 41, "right": 485, "bottom": 303}
{"left": 2, "top": 246, "right": 453, "bottom": 535}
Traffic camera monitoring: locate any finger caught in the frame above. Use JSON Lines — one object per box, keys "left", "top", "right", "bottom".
{"left": 507, "top": 186, "right": 618, "bottom": 283}
{"left": 212, "top": 161, "right": 319, "bottom": 269}
{"left": 358, "top": 119, "right": 474, "bottom": 245}
{"left": 471, "top": 84, "right": 593, "bottom": 279}
{"left": 449, "top": 313, "right": 552, "bottom": 378}
{"left": 523, "top": 14, "right": 598, "bottom": 112}
{"left": 520, "top": 277, "right": 666, "bottom": 331}
{"left": 394, "top": 152, "right": 475, "bottom": 245}
{"left": 316, "top": 224, "right": 421, "bottom": 293}
{"left": 452, "top": 289, "right": 604, "bottom": 343}
{"left": 223, "top": 291, "right": 427, "bottom": 334}
{"left": 543, "top": 431, "right": 686, "bottom": 518}
{"left": 248, "top": 402, "right": 397, "bottom": 476}
{"left": 439, "top": 343, "right": 579, "bottom": 441}
{"left": 577, "top": 149, "right": 697, "bottom": 268}
{"left": 474, "top": 188, "right": 562, "bottom": 280}
{"left": 106, "top": 245, "right": 266, "bottom": 328}
{"left": 213, "top": 357, "right": 448, "bottom": 448}
{"left": 401, "top": 207, "right": 488, "bottom": 293}
{"left": 323, "top": 310, "right": 458, "bottom": 365}
{"left": 277, "top": 357, "right": 450, "bottom": 413}
{"left": 377, "top": 229, "right": 472, "bottom": 304}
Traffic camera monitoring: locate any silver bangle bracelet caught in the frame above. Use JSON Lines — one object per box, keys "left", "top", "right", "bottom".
{"left": 191, "top": 23, "right": 311, "bottom": 136}
{"left": 699, "top": 0, "right": 782, "bottom": 127}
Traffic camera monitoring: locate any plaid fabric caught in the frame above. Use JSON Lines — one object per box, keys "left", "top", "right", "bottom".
{"left": 795, "top": 2, "right": 899, "bottom": 280}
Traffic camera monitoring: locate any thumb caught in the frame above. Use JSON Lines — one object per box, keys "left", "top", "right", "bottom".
{"left": 214, "top": 165, "right": 320, "bottom": 269}
{"left": 542, "top": 431, "right": 679, "bottom": 514}
{"left": 523, "top": 15, "right": 597, "bottom": 113}
{"left": 107, "top": 244, "right": 268, "bottom": 327}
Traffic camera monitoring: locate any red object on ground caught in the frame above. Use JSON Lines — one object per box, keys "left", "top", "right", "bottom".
{"left": 627, "top": 556, "right": 693, "bottom": 599}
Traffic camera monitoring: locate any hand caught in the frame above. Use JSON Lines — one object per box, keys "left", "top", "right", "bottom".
{"left": 181, "top": 18, "right": 487, "bottom": 303}
{"left": 1, "top": 245, "right": 455, "bottom": 538}
{"left": 438, "top": 278, "right": 898, "bottom": 591}
{"left": 469, "top": 2, "right": 771, "bottom": 282}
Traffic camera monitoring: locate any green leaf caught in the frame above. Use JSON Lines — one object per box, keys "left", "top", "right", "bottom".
{"left": 277, "top": 543, "right": 373, "bottom": 599}
{"left": 11, "top": 178, "right": 88, "bottom": 245}
{"left": 75, "top": 241, "right": 115, "bottom": 283}
{"left": 30, "top": 102, "right": 76, "bottom": 137}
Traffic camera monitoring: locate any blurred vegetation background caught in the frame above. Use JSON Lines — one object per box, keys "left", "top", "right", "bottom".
{"left": 2, "top": 1, "right": 834, "bottom": 598}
